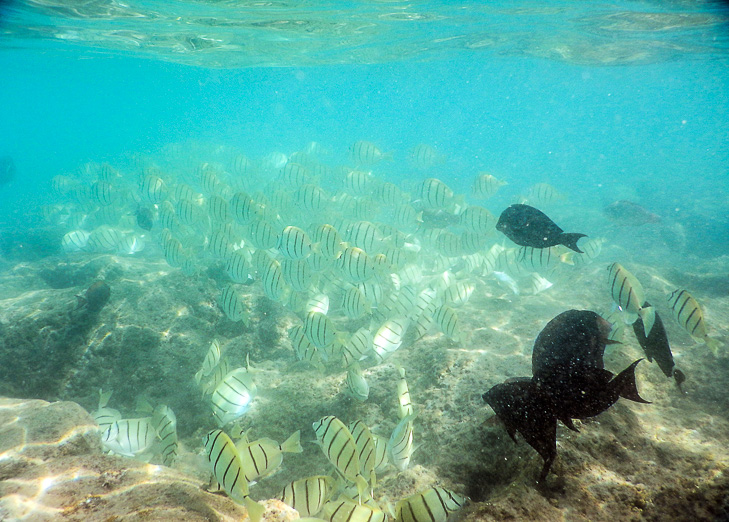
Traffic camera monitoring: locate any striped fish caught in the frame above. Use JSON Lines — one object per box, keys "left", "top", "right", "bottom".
{"left": 396, "top": 367, "right": 413, "bottom": 420}
{"left": 139, "top": 174, "right": 167, "bottom": 204}
{"left": 348, "top": 420, "right": 377, "bottom": 491}
{"left": 225, "top": 250, "right": 252, "bottom": 284}
{"left": 207, "top": 194, "right": 231, "bottom": 223}
{"left": 91, "top": 180, "right": 114, "bottom": 206}
{"left": 606, "top": 263, "right": 655, "bottom": 337}
{"left": 88, "top": 226, "right": 123, "bottom": 252}
{"left": 219, "top": 285, "right": 248, "bottom": 324}
{"left": 62, "top": 230, "right": 90, "bottom": 252}
{"left": 278, "top": 162, "right": 312, "bottom": 188}
{"left": 345, "top": 170, "right": 376, "bottom": 196}
{"left": 200, "top": 357, "right": 231, "bottom": 396}
{"left": 417, "top": 178, "right": 455, "bottom": 210}
{"left": 262, "top": 259, "right": 287, "bottom": 301}
{"left": 442, "top": 281, "right": 475, "bottom": 308}
{"left": 281, "top": 259, "right": 313, "bottom": 292}
{"left": 459, "top": 205, "right": 494, "bottom": 234}
{"left": 207, "top": 229, "right": 234, "bottom": 259}
{"left": 102, "top": 418, "right": 157, "bottom": 459}
{"left": 295, "top": 183, "right": 328, "bottom": 212}
{"left": 176, "top": 198, "right": 203, "bottom": 226}
{"left": 210, "top": 368, "right": 257, "bottom": 426}
{"left": 346, "top": 221, "right": 382, "bottom": 255}
{"left": 340, "top": 327, "right": 373, "bottom": 367}
{"left": 667, "top": 289, "right": 720, "bottom": 355}
{"left": 394, "top": 203, "right": 421, "bottom": 232}
{"left": 304, "top": 311, "right": 339, "bottom": 349}
{"left": 152, "top": 405, "right": 178, "bottom": 466}
{"left": 433, "top": 305, "right": 460, "bottom": 342}
{"left": 372, "top": 433, "right": 389, "bottom": 473}
{"left": 203, "top": 429, "right": 265, "bottom": 522}
{"left": 230, "top": 192, "right": 259, "bottom": 225}
{"left": 527, "top": 182, "right": 565, "bottom": 205}
{"left": 247, "top": 219, "right": 278, "bottom": 250}
{"left": 323, "top": 495, "right": 387, "bottom": 522}
{"left": 346, "top": 363, "right": 370, "bottom": 402}
{"left": 280, "top": 475, "right": 336, "bottom": 517}
{"left": 195, "top": 339, "right": 222, "bottom": 384}
{"left": 375, "top": 181, "right": 408, "bottom": 206}
{"left": 278, "top": 225, "right": 313, "bottom": 260}
{"left": 305, "top": 293, "right": 330, "bottom": 316}
{"left": 372, "top": 318, "right": 409, "bottom": 363}
{"left": 472, "top": 172, "right": 507, "bottom": 199}
{"left": 395, "top": 487, "right": 468, "bottom": 522}
{"left": 515, "top": 245, "right": 572, "bottom": 272}
{"left": 312, "top": 416, "right": 369, "bottom": 496}
{"left": 409, "top": 143, "right": 444, "bottom": 170}
{"left": 236, "top": 430, "right": 303, "bottom": 482}
{"left": 341, "top": 286, "right": 370, "bottom": 319}
{"left": 338, "top": 246, "right": 377, "bottom": 283}
{"left": 388, "top": 413, "right": 415, "bottom": 471}
{"left": 350, "top": 140, "right": 391, "bottom": 165}
{"left": 312, "top": 223, "right": 344, "bottom": 259}
{"left": 289, "top": 324, "right": 321, "bottom": 367}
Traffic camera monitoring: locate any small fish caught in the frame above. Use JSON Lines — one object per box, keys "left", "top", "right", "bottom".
{"left": 280, "top": 475, "right": 336, "bottom": 517}
{"left": 312, "top": 223, "right": 344, "bottom": 259}
{"left": 396, "top": 367, "right": 413, "bottom": 420}
{"left": 235, "top": 429, "right": 303, "bottom": 482}
{"left": 372, "top": 317, "right": 409, "bottom": 363}
{"left": 607, "top": 263, "right": 655, "bottom": 337}
{"left": 348, "top": 420, "right": 377, "bottom": 491}
{"left": 247, "top": 219, "right": 278, "bottom": 250}
{"left": 409, "top": 143, "right": 445, "bottom": 170}
{"left": 416, "top": 178, "right": 459, "bottom": 211}
{"left": 527, "top": 183, "right": 565, "bottom": 205}
{"left": 139, "top": 174, "right": 167, "bottom": 204}
{"left": 346, "top": 363, "right": 370, "bottom": 402}
{"left": 200, "top": 358, "right": 231, "bottom": 396}
{"left": 341, "top": 286, "right": 370, "bottom": 319}
{"left": 152, "top": 404, "right": 178, "bottom": 466}
{"left": 0, "top": 156, "right": 16, "bottom": 186}
{"left": 472, "top": 172, "right": 506, "bottom": 199}
{"left": 460, "top": 205, "right": 495, "bottom": 235}
{"left": 604, "top": 200, "right": 661, "bottom": 226}
{"left": 62, "top": 230, "right": 90, "bottom": 253}
{"left": 346, "top": 221, "right": 382, "bottom": 255}
{"left": 433, "top": 305, "right": 460, "bottom": 342}
{"left": 419, "top": 209, "right": 460, "bottom": 229}
{"left": 323, "top": 495, "right": 387, "bottom": 522}
{"left": 312, "top": 416, "right": 369, "bottom": 497}
{"left": 388, "top": 413, "right": 416, "bottom": 471}
{"left": 304, "top": 311, "right": 339, "bottom": 349}
{"left": 338, "top": 246, "right": 377, "bottom": 283}
{"left": 230, "top": 192, "right": 259, "bottom": 225}
{"left": 102, "top": 418, "right": 156, "bottom": 460}
{"left": 219, "top": 285, "right": 249, "bottom": 324}
{"left": 278, "top": 225, "right": 313, "bottom": 260}
{"left": 496, "top": 204, "right": 586, "bottom": 253}
{"left": 225, "top": 250, "right": 253, "bottom": 285}
{"left": 395, "top": 487, "right": 468, "bottom": 522}
{"left": 76, "top": 280, "right": 111, "bottom": 312}
{"left": 203, "top": 429, "right": 265, "bottom": 522}
{"left": 442, "top": 281, "right": 475, "bottom": 307}
{"left": 210, "top": 367, "right": 257, "bottom": 426}
{"left": 667, "top": 288, "right": 720, "bottom": 355}
{"left": 340, "top": 327, "right": 373, "bottom": 367}
{"left": 281, "top": 259, "right": 314, "bottom": 293}
{"left": 350, "top": 140, "right": 392, "bottom": 165}
{"left": 195, "top": 339, "right": 222, "bottom": 385}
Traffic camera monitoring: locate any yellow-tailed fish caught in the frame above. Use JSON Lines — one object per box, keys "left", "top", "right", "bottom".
{"left": 236, "top": 430, "right": 303, "bottom": 482}
{"left": 606, "top": 263, "right": 655, "bottom": 336}
{"left": 280, "top": 475, "right": 336, "bottom": 517}
{"left": 395, "top": 487, "right": 468, "bottom": 522}
{"left": 346, "top": 363, "right": 370, "bottom": 402}
{"left": 312, "top": 416, "right": 369, "bottom": 497}
{"left": 472, "top": 172, "right": 506, "bottom": 199}
{"left": 195, "top": 339, "right": 222, "bottom": 385}
{"left": 312, "top": 223, "right": 343, "bottom": 260}
{"left": 203, "top": 429, "right": 265, "bottom": 522}
{"left": 323, "top": 495, "right": 387, "bottom": 522}
{"left": 667, "top": 288, "right": 720, "bottom": 355}
{"left": 211, "top": 367, "right": 257, "bottom": 426}
{"left": 388, "top": 413, "right": 416, "bottom": 471}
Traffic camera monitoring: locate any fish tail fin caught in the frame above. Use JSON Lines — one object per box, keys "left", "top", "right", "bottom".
{"left": 705, "top": 337, "right": 721, "bottom": 357}
{"left": 559, "top": 252, "right": 575, "bottom": 265}
{"left": 560, "top": 233, "right": 587, "bottom": 253}
{"left": 639, "top": 306, "right": 655, "bottom": 337}
{"left": 614, "top": 359, "right": 651, "bottom": 404}
{"left": 281, "top": 430, "right": 303, "bottom": 453}
{"left": 244, "top": 497, "right": 266, "bottom": 522}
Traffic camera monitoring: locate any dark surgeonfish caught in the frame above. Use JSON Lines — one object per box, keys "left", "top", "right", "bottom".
{"left": 603, "top": 200, "right": 661, "bottom": 226}
{"left": 483, "top": 310, "right": 650, "bottom": 481}
{"left": 496, "top": 204, "right": 586, "bottom": 253}
{"left": 632, "top": 302, "right": 685, "bottom": 392}
{"left": 136, "top": 206, "right": 154, "bottom": 231}
{"left": 0, "top": 156, "right": 16, "bottom": 186}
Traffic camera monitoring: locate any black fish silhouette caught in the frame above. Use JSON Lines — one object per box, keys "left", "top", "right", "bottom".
{"left": 632, "top": 302, "right": 685, "bottom": 391}
{"left": 496, "top": 204, "right": 586, "bottom": 253}
{"left": 483, "top": 310, "right": 650, "bottom": 481}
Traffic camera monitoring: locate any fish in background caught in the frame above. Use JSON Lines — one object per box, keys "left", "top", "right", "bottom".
{"left": 526, "top": 183, "right": 566, "bottom": 206}
{"left": 409, "top": 143, "right": 445, "bottom": 170}
{"left": 0, "top": 156, "right": 15, "bottom": 186}
{"left": 350, "top": 140, "right": 392, "bottom": 165}
{"left": 496, "top": 204, "right": 587, "bottom": 253}
{"left": 631, "top": 302, "right": 684, "bottom": 391}
{"left": 603, "top": 200, "right": 661, "bottom": 226}
{"left": 472, "top": 173, "right": 507, "bottom": 199}
{"left": 483, "top": 310, "right": 649, "bottom": 481}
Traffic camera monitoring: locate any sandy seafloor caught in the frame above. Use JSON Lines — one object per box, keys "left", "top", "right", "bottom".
{"left": 0, "top": 229, "right": 727, "bottom": 521}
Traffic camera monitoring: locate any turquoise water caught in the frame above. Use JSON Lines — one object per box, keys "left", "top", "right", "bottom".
{"left": 0, "top": 1, "right": 728, "bottom": 519}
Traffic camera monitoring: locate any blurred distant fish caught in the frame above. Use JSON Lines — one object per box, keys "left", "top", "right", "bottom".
{"left": 603, "top": 200, "right": 661, "bottom": 226}
{"left": 527, "top": 183, "right": 565, "bottom": 205}
{"left": 135, "top": 206, "right": 154, "bottom": 231}
{"left": 350, "top": 140, "right": 392, "bottom": 165}
{"left": 0, "top": 156, "right": 16, "bottom": 186}
{"left": 472, "top": 173, "right": 507, "bottom": 199}
{"left": 409, "top": 144, "right": 445, "bottom": 170}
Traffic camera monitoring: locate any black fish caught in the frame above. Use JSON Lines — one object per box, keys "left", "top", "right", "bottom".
{"left": 604, "top": 200, "right": 661, "bottom": 226}
{"left": 496, "top": 204, "right": 586, "bottom": 253}
{"left": 76, "top": 280, "right": 111, "bottom": 312}
{"left": 0, "top": 156, "right": 16, "bottom": 186}
{"left": 136, "top": 206, "right": 154, "bottom": 231}
{"left": 632, "top": 302, "right": 674, "bottom": 378}
{"left": 483, "top": 309, "right": 649, "bottom": 481}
